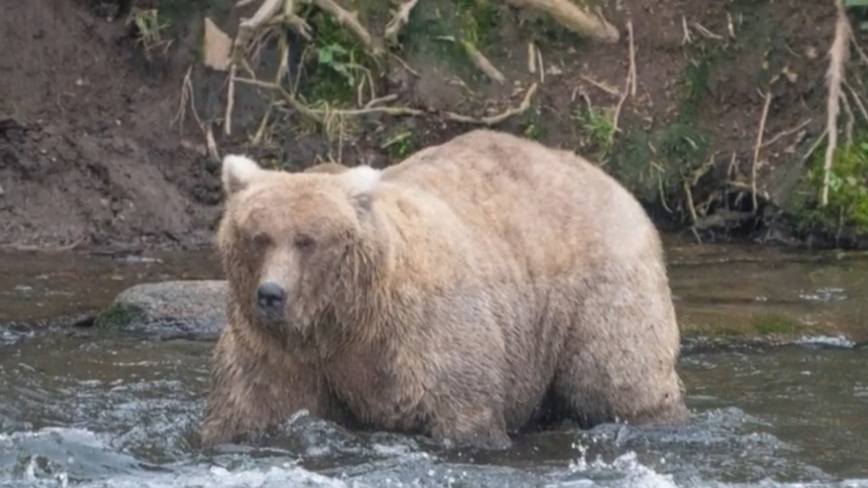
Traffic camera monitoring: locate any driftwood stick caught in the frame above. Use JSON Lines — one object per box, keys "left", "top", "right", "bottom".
{"left": 505, "top": 0, "right": 619, "bottom": 43}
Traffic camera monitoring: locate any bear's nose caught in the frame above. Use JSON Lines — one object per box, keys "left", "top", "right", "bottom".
{"left": 256, "top": 282, "right": 286, "bottom": 309}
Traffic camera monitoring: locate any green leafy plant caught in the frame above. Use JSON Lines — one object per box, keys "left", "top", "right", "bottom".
{"left": 573, "top": 106, "right": 615, "bottom": 154}
{"left": 524, "top": 120, "right": 542, "bottom": 141}
{"left": 125, "top": 8, "right": 172, "bottom": 60}
{"left": 825, "top": 142, "right": 868, "bottom": 228}
{"left": 797, "top": 140, "right": 868, "bottom": 233}
{"left": 846, "top": 0, "right": 868, "bottom": 31}
{"left": 303, "top": 10, "right": 370, "bottom": 104}
{"left": 455, "top": 0, "right": 500, "bottom": 48}
{"left": 381, "top": 131, "right": 415, "bottom": 159}
{"left": 317, "top": 43, "right": 357, "bottom": 88}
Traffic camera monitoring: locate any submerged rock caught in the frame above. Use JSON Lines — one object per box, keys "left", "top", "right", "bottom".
{"left": 95, "top": 280, "right": 227, "bottom": 340}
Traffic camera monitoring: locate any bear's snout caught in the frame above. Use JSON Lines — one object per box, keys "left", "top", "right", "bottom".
{"left": 256, "top": 282, "right": 287, "bottom": 314}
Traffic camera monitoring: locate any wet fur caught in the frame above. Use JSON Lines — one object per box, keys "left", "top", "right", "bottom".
{"left": 200, "top": 129, "right": 689, "bottom": 449}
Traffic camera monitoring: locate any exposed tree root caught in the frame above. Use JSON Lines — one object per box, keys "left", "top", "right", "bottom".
{"left": 461, "top": 40, "right": 506, "bottom": 84}
{"left": 628, "top": 20, "right": 637, "bottom": 97}
{"left": 234, "top": 77, "right": 423, "bottom": 119}
{"left": 611, "top": 20, "right": 636, "bottom": 139}
{"left": 761, "top": 118, "right": 812, "bottom": 149}
{"left": 274, "top": 0, "right": 313, "bottom": 40}
{"left": 390, "top": 52, "right": 420, "bottom": 77}
{"left": 801, "top": 129, "right": 829, "bottom": 169}
{"left": 310, "top": 0, "right": 382, "bottom": 55}
{"left": 580, "top": 75, "right": 619, "bottom": 96}
{"left": 841, "top": 87, "right": 854, "bottom": 147}
{"left": 527, "top": 41, "right": 537, "bottom": 73}
{"left": 206, "top": 125, "right": 221, "bottom": 162}
{"left": 726, "top": 12, "right": 736, "bottom": 39}
{"left": 384, "top": 0, "right": 420, "bottom": 45}
{"left": 850, "top": 29, "right": 868, "bottom": 67}
{"left": 231, "top": 0, "right": 284, "bottom": 66}
{"left": 251, "top": 104, "right": 274, "bottom": 145}
{"left": 234, "top": 64, "right": 531, "bottom": 141}
{"left": 844, "top": 80, "right": 868, "bottom": 125}
{"left": 535, "top": 45, "right": 545, "bottom": 83}
{"left": 681, "top": 15, "right": 692, "bottom": 45}
{"left": 233, "top": 77, "right": 324, "bottom": 122}
{"left": 820, "top": 0, "right": 850, "bottom": 207}
{"left": 224, "top": 0, "right": 283, "bottom": 135}
{"left": 213, "top": 0, "right": 617, "bottom": 151}
{"left": 443, "top": 83, "right": 538, "bottom": 125}
{"left": 171, "top": 64, "right": 205, "bottom": 135}
{"left": 684, "top": 153, "right": 718, "bottom": 225}
{"left": 436, "top": 36, "right": 506, "bottom": 84}
{"left": 751, "top": 91, "right": 772, "bottom": 211}
{"left": 506, "top": 0, "right": 619, "bottom": 43}
{"left": 692, "top": 22, "right": 722, "bottom": 40}
{"left": 225, "top": 64, "right": 237, "bottom": 135}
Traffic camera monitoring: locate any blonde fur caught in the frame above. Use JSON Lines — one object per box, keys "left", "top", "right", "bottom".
{"left": 201, "top": 129, "right": 688, "bottom": 449}
{"left": 342, "top": 165, "right": 381, "bottom": 195}
{"left": 222, "top": 155, "right": 263, "bottom": 194}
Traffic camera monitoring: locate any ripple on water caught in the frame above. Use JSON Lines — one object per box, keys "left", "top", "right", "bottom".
{"left": 0, "top": 325, "right": 34, "bottom": 346}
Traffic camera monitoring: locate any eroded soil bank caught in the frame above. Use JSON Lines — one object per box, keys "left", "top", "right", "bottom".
{"left": 1, "top": 0, "right": 867, "bottom": 250}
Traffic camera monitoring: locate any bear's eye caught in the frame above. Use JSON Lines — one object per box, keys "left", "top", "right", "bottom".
{"left": 246, "top": 232, "right": 271, "bottom": 249}
{"left": 294, "top": 234, "right": 316, "bottom": 250}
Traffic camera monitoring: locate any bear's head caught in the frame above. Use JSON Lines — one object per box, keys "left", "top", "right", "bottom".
{"left": 217, "top": 154, "right": 384, "bottom": 334}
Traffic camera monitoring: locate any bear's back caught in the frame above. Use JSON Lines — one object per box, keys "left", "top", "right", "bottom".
{"left": 381, "top": 130, "right": 660, "bottom": 271}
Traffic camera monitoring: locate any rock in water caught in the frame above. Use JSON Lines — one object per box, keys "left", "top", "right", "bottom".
{"left": 96, "top": 280, "right": 227, "bottom": 340}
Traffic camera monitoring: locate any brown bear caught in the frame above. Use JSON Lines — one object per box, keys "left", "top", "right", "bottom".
{"left": 200, "top": 129, "right": 688, "bottom": 449}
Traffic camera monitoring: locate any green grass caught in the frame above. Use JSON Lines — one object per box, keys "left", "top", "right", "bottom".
{"left": 94, "top": 302, "right": 146, "bottom": 330}
{"left": 573, "top": 106, "right": 616, "bottom": 156}
{"left": 752, "top": 312, "right": 804, "bottom": 336}
{"left": 681, "top": 324, "right": 747, "bottom": 338}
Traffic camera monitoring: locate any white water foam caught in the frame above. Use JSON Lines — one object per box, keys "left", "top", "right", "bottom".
{"left": 796, "top": 335, "right": 857, "bottom": 348}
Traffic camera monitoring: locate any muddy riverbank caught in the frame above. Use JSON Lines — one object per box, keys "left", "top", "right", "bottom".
{"left": 2, "top": 0, "right": 868, "bottom": 250}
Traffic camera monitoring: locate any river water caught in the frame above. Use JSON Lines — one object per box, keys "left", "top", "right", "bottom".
{"left": 1, "top": 239, "right": 867, "bottom": 487}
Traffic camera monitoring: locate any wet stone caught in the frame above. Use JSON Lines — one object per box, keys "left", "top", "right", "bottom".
{"left": 96, "top": 280, "right": 227, "bottom": 340}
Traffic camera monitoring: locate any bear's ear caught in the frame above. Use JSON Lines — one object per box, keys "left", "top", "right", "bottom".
{"left": 341, "top": 165, "right": 381, "bottom": 212}
{"left": 222, "top": 154, "right": 264, "bottom": 196}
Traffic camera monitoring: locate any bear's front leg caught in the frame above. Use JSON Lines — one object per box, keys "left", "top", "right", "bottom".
{"left": 413, "top": 321, "right": 513, "bottom": 450}
{"left": 429, "top": 402, "right": 512, "bottom": 450}
{"left": 419, "top": 364, "right": 512, "bottom": 450}
{"left": 199, "top": 326, "right": 328, "bottom": 448}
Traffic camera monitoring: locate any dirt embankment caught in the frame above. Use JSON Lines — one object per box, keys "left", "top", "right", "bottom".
{"left": 0, "top": 0, "right": 865, "bottom": 251}
{"left": 0, "top": 0, "right": 225, "bottom": 250}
